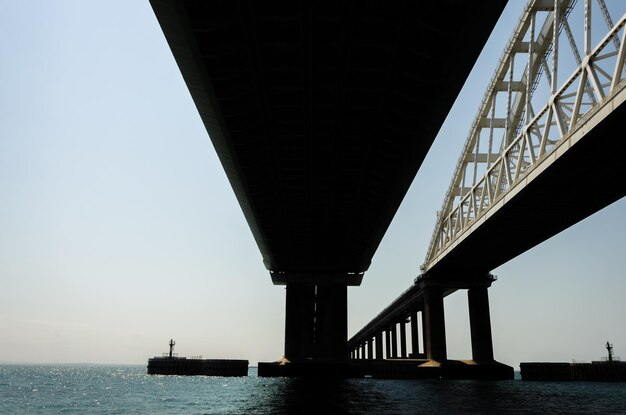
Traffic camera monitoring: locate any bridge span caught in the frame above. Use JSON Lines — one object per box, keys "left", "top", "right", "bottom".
{"left": 349, "top": 0, "right": 625, "bottom": 373}
{"left": 150, "top": 0, "right": 507, "bottom": 370}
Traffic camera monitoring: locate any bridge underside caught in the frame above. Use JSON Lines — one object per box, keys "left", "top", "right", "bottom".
{"left": 150, "top": 0, "right": 507, "bottom": 277}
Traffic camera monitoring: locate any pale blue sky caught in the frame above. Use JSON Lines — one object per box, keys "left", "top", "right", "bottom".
{"left": 1, "top": 1, "right": 624, "bottom": 368}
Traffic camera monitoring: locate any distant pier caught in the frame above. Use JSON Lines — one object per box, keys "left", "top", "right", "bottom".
{"left": 147, "top": 339, "right": 248, "bottom": 377}
{"left": 521, "top": 342, "right": 626, "bottom": 381}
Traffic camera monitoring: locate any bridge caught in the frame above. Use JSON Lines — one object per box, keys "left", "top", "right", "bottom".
{"left": 150, "top": 0, "right": 625, "bottom": 378}
{"left": 348, "top": 0, "right": 625, "bottom": 375}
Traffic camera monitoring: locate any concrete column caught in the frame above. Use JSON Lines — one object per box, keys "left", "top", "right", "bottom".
{"left": 385, "top": 329, "right": 392, "bottom": 359}
{"left": 391, "top": 324, "right": 398, "bottom": 358}
{"left": 315, "top": 284, "right": 348, "bottom": 360}
{"left": 421, "top": 310, "right": 427, "bottom": 355}
{"left": 367, "top": 339, "right": 374, "bottom": 360}
{"left": 284, "top": 284, "right": 315, "bottom": 361}
{"left": 423, "top": 285, "right": 447, "bottom": 362}
{"left": 468, "top": 286, "right": 494, "bottom": 362}
{"left": 410, "top": 311, "right": 420, "bottom": 357}
{"left": 284, "top": 283, "right": 348, "bottom": 361}
{"left": 400, "top": 320, "right": 407, "bottom": 358}
{"left": 375, "top": 332, "right": 383, "bottom": 359}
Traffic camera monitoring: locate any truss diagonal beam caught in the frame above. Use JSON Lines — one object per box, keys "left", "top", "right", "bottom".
{"left": 423, "top": 0, "right": 626, "bottom": 272}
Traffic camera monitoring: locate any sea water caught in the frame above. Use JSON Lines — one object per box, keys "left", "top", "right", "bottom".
{"left": 1, "top": 364, "right": 625, "bottom": 414}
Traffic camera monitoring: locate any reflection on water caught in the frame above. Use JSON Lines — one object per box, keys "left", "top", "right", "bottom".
{"left": 245, "top": 373, "right": 626, "bottom": 414}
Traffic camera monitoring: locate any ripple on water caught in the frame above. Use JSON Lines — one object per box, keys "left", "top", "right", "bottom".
{"left": 1, "top": 365, "right": 626, "bottom": 414}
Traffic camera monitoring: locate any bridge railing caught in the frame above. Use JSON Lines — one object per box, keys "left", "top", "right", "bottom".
{"left": 423, "top": 0, "right": 625, "bottom": 272}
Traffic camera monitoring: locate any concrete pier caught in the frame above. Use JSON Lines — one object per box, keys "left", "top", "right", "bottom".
{"left": 375, "top": 332, "right": 383, "bottom": 359}
{"left": 391, "top": 324, "right": 398, "bottom": 358}
{"left": 385, "top": 329, "right": 392, "bottom": 359}
{"left": 345, "top": 273, "right": 513, "bottom": 379}
{"left": 468, "top": 286, "right": 494, "bottom": 362}
{"left": 262, "top": 271, "right": 512, "bottom": 379}
{"left": 284, "top": 283, "right": 348, "bottom": 361}
{"left": 400, "top": 320, "right": 407, "bottom": 358}
{"left": 423, "top": 285, "right": 446, "bottom": 363}
{"left": 410, "top": 311, "right": 421, "bottom": 357}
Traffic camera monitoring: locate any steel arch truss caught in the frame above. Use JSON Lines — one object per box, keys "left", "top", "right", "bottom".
{"left": 423, "top": 0, "right": 626, "bottom": 272}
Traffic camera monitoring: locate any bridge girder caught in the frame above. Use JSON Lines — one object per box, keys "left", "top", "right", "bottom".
{"left": 149, "top": 0, "right": 507, "bottom": 279}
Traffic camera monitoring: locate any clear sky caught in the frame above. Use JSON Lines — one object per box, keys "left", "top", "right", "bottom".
{"left": 1, "top": 1, "right": 624, "bottom": 369}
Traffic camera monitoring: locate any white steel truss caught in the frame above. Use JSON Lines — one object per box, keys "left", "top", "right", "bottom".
{"left": 422, "top": 0, "right": 626, "bottom": 272}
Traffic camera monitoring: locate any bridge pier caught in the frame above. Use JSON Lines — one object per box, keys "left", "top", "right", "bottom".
{"left": 409, "top": 310, "right": 423, "bottom": 358}
{"left": 258, "top": 273, "right": 366, "bottom": 377}
{"left": 385, "top": 329, "right": 392, "bottom": 359}
{"left": 423, "top": 285, "right": 447, "bottom": 363}
{"left": 284, "top": 283, "right": 348, "bottom": 362}
{"left": 391, "top": 323, "right": 398, "bottom": 358}
{"left": 345, "top": 273, "right": 512, "bottom": 378}
{"left": 399, "top": 319, "right": 407, "bottom": 358}
{"left": 264, "top": 272, "right": 506, "bottom": 377}
{"left": 468, "top": 286, "right": 494, "bottom": 362}
{"left": 375, "top": 332, "right": 383, "bottom": 359}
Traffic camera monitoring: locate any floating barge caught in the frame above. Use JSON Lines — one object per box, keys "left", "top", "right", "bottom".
{"left": 521, "top": 342, "right": 626, "bottom": 381}
{"left": 147, "top": 339, "right": 248, "bottom": 376}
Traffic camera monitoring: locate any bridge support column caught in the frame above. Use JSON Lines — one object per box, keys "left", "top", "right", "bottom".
{"left": 385, "top": 329, "right": 392, "bottom": 358}
{"left": 423, "top": 285, "right": 447, "bottom": 363}
{"left": 410, "top": 311, "right": 420, "bottom": 357}
{"left": 367, "top": 339, "right": 374, "bottom": 360}
{"left": 468, "top": 286, "right": 494, "bottom": 362}
{"left": 284, "top": 284, "right": 314, "bottom": 361}
{"left": 375, "top": 332, "right": 383, "bottom": 359}
{"left": 391, "top": 324, "right": 398, "bottom": 358}
{"left": 284, "top": 283, "right": 348, "bottom": 361}
{"left": 400, "top": 320, "right": 407, "bottom": 358}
